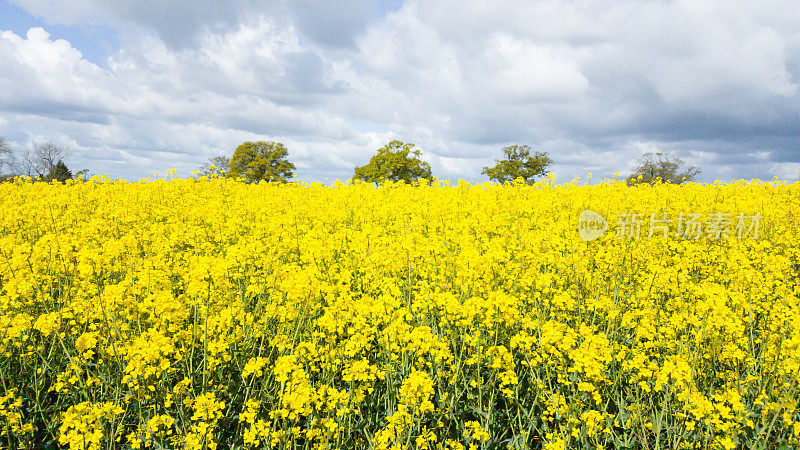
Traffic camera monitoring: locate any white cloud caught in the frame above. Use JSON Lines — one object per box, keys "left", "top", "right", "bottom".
{"left": 0, "top": 28, "right": 120, "bottom": 112}
{"left": 478, "top": 34, "right": 589, "bottom": 102}
{"left": 1, "top": 0, "right": 798, "bottom": 182}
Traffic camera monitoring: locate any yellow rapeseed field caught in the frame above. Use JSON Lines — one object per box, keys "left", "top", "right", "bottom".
{"left": 1, "top": 174, "right": 799, "bottom": 449}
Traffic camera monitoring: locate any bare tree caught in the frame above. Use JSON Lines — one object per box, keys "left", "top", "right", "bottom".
{"left": 35, "top": 142, "right": 70, "bottom": 175}
{"left": 627, "top": 152, "right": 700, "bottom": 185}
{"left": 198, "top": 155, "right": 231, "bottom": 178}
{"left": 0, "top": 137, "right": 13, "bottom": 175}
{"left": 15, "top": 142, "right": 70, "bottom": 178}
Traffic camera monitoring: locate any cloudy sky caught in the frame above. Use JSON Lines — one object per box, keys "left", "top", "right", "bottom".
{"left": 1, "top": 0, "right": 798, "bottom": 182}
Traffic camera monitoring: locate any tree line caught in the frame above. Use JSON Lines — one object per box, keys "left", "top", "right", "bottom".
{"left": 197, "top": 139, "right": 700, "bottom": 185}
{"left": 194, "top": 140, "right": 557, "bottom": 184}
{"left": 0, "top": 136, "right": 700, "bottom": 185}
{"left": 0, "top": 138, "right": 87, "bottom": 183}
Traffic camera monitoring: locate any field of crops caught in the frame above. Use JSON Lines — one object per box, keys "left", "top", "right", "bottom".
{"left": 1, "top": 175, "right": 799, "bottom": 449}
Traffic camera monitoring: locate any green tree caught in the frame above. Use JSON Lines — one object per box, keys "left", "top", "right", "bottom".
{"left": 482, "top": 145, "right": 552, "bottom": 184}
{"left": 45, "top": 160, "right": 73, "bottom": 183}
{"left": 227, "top": 141, "right": 295, "bottom": 183}
{"left": 353, "top": 141, "right": 433, "bottom": 184}
{"left": 198, "top": 155, "right": 231, "bottom": 177}
{"left": 626, "top": 152, "right": 700, "bottom": 185}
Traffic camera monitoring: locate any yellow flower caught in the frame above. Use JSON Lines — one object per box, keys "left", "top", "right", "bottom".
{"left": 1, "top": 173, "right": 798, "bottom": 449}
{"left": 33, "top": 312, "right": 60, "bottom": 337}
{"left": 74, "top": 332, "right": 98, "bottom": 360}
{"left": 464, "top": 421, "right": 490, "bottom": 442}
{"left": 399, "top": 370, "right": 435, "bottom": 415}
{"left": 59, "top": 402, "right": 122, "bottom": 450}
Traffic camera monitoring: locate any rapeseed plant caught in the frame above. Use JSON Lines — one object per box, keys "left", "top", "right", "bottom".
{"left": 0, "top": 175, "right": 798, "bottom": 448}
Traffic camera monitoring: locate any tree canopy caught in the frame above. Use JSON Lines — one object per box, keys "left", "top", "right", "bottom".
{"left": 227, "top": 141, "right": 295, "bottom": 183}
{"left": 482, "top": 145, "right": 552, "bottom": 183}
{"left": 353, "top": 141, "right": 433, "bottom": 184}
{"left": 627, "top": 152, "right": 700, "bottom": 185}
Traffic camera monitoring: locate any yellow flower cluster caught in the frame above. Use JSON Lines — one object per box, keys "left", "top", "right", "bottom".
{"left": 0, "top": 389, "right": 34, "bottom": 446}
{"left": 0, "top": 175, "right": 798, "bottom": 449}
{"left": 399, "top": 370, "right": 435, "bottom": 414}
{"left": 59, "top": 401, "right": 124, "bottom": 450}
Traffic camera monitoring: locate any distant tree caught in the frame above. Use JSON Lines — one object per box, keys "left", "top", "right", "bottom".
{"left": 45, "top": 160, "right": 73, "bottom": 183}
{"left": 353, "top": 140, "right": 433, "bottom": 184}
{"left": 198, "top": 155, "right": 231, "bottom": 178}
{"left": 15, "top": 141, "right": 70, "bottom": 178}
{"left": 626, "top": 152, "right": 700, "bottom": 185}
{"left": 0, "top": 137, "right": 13, "bottom": 174}
{"left": 227, "top": 141, "right": 295, "bottom": 183}
{"left": 482, "top": 145, "right": 552, "bottom": 184}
